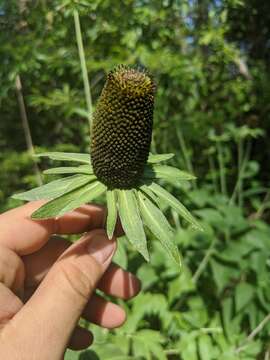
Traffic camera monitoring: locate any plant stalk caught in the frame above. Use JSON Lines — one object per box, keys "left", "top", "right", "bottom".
{"left": 15, "top": 75, "right": 42, "bottom": 186}
{"left": 229, "top": 140, "right": 252, "bottom": 206}
{"left": 253, "top": 190, "right": 270, "bottom": 220}
{"left": 237, "top": 138, "right": 244, "bottom": 208}
{"left": 235, "top": 313, "right": 270, "bottom": 354}
{"left": 208, "top": 155, "right": 218, "bottom": 194}
{"left": 73, "top": 9, "right": 93, "bottom": 130}
{"left": 176, "top": 127, "right": 197, "bottom": 189}
{"left": 217, "top": 142, "right": 227, "bottom": 197}
{"left": 192, "top": 239, "right": 215, "bottom": 284}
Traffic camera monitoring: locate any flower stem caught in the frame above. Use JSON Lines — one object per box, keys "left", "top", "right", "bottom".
{"left": 176, "top": 127, "right": 197, "bottom": 189}
{"left": 15, "top": 75, "right": 42, "bottom": 186}
{"left": 217, "top": 142, "right": 227, "bottom": 196}
{"left": 73, "top": 9, "right": 93, "bottom": 130}
{"left": 235, "top": 313, "right": 270, "bottom": 354}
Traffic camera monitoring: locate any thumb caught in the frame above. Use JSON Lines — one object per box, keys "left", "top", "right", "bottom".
{"left": 13, "top": 229, "right": 116, "bottom": 357}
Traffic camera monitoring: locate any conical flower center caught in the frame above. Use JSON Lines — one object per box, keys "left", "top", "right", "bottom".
{"left": 91, "top": 66, "right": 155, "bottom": 189}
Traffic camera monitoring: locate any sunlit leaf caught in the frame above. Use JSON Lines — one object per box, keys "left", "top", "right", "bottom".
{"left": 106, "top": 190, "right": 118, "bottom": 239}
{"left": 138, "top": 191, "right": 181, "bottom": 266}
{"left": 132, "top": 330, "right": 166, "bottom": 360}
{"left": 149, "top": 182, "right": 203, "bottom": 230}
{"left": 31, "top": 181, "right": 106, "bottom": 219}
{"left": 12, "top": 174, "right": 93, "bottom": 201}
{"left": 118, "top": 189, "right": 149, "bottom": 261}
{"left": 147, "top": 153, "right": 174, "bottom": 163}
{"left": 35, "top": 152, "right": 91, "bottom": 164}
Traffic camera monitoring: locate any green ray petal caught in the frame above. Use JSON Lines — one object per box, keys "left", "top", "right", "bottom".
{"left": 118, "top": 189, "right": 149, "bottom": 261}
{"left": 139, "top": 184, "right": 160, "bottom": 207}
{"left": 138, "top": 191, "right": 181, "bottom": 266}
{"left": 31, "top": 180, "right": 106, "bottom": 219}
{"left": 143, "top": 164, "right": 196, "bottom": 184}
{"left": 12, "top": 174, "right": 94, "bottom": 201}
{"left": 147, "top": 153, "right": 174, "bottom": 163}
{"left": 106, "top": 190, "right": 118, "bottom": 240}
{"left": 44, "top": 164, "right": 93, "bottom": 175}
{"left": 148, "top": 182, "right": 203, "bottom": 231}
{"left": 35, "top": 152, "right": 91, "bottom": 164}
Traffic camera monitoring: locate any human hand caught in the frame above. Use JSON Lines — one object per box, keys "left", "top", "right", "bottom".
{"left": 0, "top": 201, "right": 140, "bottom": 359}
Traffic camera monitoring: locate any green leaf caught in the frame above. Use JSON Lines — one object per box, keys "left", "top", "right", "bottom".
{"left": 31, "top": 181, "right": 106, "bottom": 219}
{"left": 138, "top": 190, "right": 181, "bottom": 266}
{"left": 149, "top": 182, "right": 203, "bottom": 230}
{"left": 44, "top": 164, "right": 93, "bottom": 175}
{"left": 118, "top": 189, "right": 149, "bottom": 261}
{"left": 106, "top": 190, "right": 118, "bottom": 240}
{"left": 235, "top": 283, "right": 255, "bottom": 313}
{"left": 147, "top": 153, "right": 174, "bottom": 163}
{"left": 12, "top": 174, "right": 93, "bottom": 201}
{"left": 35, "top": 152, "right": 91, "bottom": 164}
{"left": 143, "top": 164, "right": 196, "bottom": 183}
{"left": 198, "top": 335, "right": 215, "bottom": 360}
{"left": 132, "top": 330, "right": 166, "bottom": 360}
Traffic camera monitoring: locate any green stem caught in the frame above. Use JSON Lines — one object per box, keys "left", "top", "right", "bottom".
{"left": 253, "top": 189, "right": 270, "bottom": 220}
{"left": 235, "top": 313, "right": 270, "bottom": 354}
{"left": 15, "top": 75, "right": 43, "bottom": 186}
{"left": 208, "top": 155, "right": 218, "bottom": 194}
{"left": 229, "top": 140, "right": 252, "bottom": 206}
{"left": 151, "top": 131, "right": 157, "bottom": 154}
{"left": 217, "top": 142, "right": 227, "bottom": 197}
{"left": 238, "top": 138, "right": 244, "bottom": 208}
{"left": 192, "top": 239, "right": 215, "bottom": 284}
{"left": 73, "top": 10, "right": 93, "bottom": 131}
{"left": 176, "top": 127, "right": 197, "bottom": 189}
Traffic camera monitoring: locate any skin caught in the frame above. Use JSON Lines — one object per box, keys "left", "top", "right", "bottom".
{"left": 0, "top": 201, "right": 141, "bottom": 360}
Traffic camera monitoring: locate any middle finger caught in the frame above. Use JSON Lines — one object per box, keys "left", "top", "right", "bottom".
{"left": 23, "top": 236, "right": 140, "bottom": 299}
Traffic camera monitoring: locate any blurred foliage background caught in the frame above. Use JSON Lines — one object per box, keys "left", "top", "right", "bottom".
{"left": 1, "top": 0, "right": 270, "bottom": 359}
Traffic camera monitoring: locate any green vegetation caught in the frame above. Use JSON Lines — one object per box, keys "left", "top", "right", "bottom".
{"left": 1, "top": 0, "right": 270, "bottom": 359}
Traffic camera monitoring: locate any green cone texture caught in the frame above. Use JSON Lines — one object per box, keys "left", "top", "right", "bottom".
{"left": 91, "top": 65, "right": 155, "bottom": 189}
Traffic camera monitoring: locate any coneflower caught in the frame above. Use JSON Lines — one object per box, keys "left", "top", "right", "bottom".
{"left": 13, "top": 65, "right": 202, "bottom": 264}
{"left": 91, "top": 65, "right": 154, "bottom": 189}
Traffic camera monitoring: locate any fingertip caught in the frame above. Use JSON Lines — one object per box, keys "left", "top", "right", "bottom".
{"left": 68, "top": 326, "right": 93, "bottom": 350}
{"left": 98, "top": 264, "right": 141, "bottom": 300}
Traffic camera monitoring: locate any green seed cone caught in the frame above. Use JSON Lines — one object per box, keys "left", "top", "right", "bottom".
{"left": 91, "top": 65, "right": 155, "bottom": 189}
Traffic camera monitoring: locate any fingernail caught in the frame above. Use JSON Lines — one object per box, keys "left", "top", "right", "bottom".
{"left": 88, "top": 233, "right": 116, "bottom": 264}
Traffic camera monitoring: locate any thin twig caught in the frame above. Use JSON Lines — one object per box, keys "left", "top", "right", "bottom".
{"left": 15, "top": 75, "right": 42, "bottom": 186}
{"left": 192, "top": 240, "right": 215, "bottom": 284}
{"left": 253, "top": 190, "right": 270, "bottom": 220}
{"left": 229, "top": 140, "right": 252, "bottom": 206}
{"left": 235, "top": 313, "right": 270, "bottom": 354}
{"left": 73, "top": 10, "right": 93, "bottom": 131}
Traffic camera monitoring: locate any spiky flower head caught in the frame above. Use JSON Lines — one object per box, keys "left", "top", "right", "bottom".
{"left": 13, "top": 65, "right": 202, "bottom": 264}
{"left": 91, "top": 65, "right": 155, "bottom": 189}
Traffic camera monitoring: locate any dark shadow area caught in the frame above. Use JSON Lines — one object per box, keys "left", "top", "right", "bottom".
{"left": 79, "top": 350, "right": 100, "bottom": 360}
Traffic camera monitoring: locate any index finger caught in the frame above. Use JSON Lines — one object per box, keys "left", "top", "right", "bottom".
{"left": 0, "top": 201, "right": 105, "bottom": 255}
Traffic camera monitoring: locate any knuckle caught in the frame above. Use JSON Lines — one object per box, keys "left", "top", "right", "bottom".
{"left": 56, "top": 259, "right": 97, "bottom": 301}
{"left": 0, "top": 246, "right": 25, "bottom": 290}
